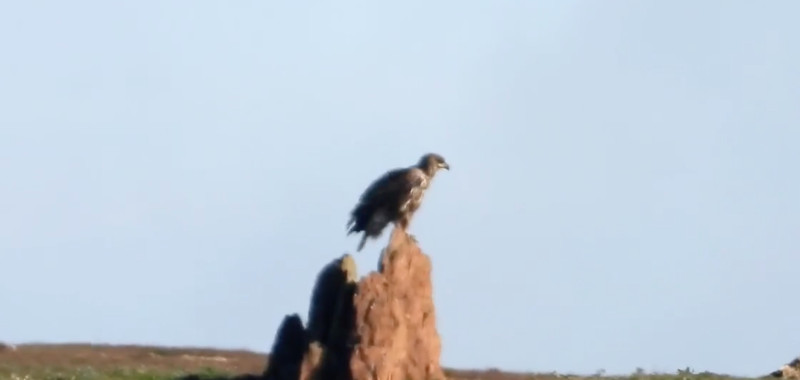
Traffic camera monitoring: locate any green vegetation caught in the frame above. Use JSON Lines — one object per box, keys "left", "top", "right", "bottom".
{"left": 0, "top": 365, "right": 767, "bottom": 380}
{"left": 0, "top": 365, "right": 230, "bottom": 380}
{"left": 0, "top": 344, "right": 775, "bottom": 380}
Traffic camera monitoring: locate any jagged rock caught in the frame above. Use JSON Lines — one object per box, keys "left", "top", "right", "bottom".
{"left": 349, "top": 228, "right": 445, "bottom": 380}
{"left": 263, "top": 314, "right": 310, "bottom": 380}
{"left": 264, "top": 227, "right": 446, "bottom": 380}
{"left": 307, "top": 255, "right": 358, "bottom": 346}
{"left": 771, "top": 356, "right": 800, "bottom": 379}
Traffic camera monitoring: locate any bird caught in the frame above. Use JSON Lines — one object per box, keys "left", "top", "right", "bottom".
{"left": 346, "top": 153, "right": 450, "bottom": 252}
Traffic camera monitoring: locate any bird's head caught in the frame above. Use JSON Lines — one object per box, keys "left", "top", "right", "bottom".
{"left": 417, "top": 153, "right": 450, "bottom": 176}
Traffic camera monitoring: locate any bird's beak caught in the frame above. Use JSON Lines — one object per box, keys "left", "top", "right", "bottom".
{"left": 439, "top": 162, "right": 450, "bottom": 170}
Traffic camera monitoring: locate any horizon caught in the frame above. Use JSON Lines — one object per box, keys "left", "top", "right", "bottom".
{"left": 1, "top": 342, "right": 791, "bottom": 377}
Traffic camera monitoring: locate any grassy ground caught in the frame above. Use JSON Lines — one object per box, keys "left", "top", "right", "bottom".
{"left": 0, "top": 343, "right": 770, "bottom": 380}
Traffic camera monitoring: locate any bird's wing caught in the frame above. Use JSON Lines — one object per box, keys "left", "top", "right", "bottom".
{"left": 347, "top": 167, "right": 427, "bottom": 233}
{"left": 357, "top": 168, "right": 417, "bottom": 205}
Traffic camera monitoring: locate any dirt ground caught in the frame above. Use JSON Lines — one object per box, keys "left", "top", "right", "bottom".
{"left": 0, "top": 343, "right": 266, "bottom": 374}
{"left": 0, "top": 343, "right": 757, "bottom": 380}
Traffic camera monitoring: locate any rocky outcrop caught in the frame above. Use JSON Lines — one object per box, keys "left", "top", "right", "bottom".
{"left": 771, "top": 356, "right": 800, "bottom": 379}
{"left": 263, "top": 227, "right": 446, "bottom": 380}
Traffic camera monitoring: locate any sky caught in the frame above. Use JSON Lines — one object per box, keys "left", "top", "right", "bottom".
{"left": 1, "top": 0, "right": 799, "bottom": 376}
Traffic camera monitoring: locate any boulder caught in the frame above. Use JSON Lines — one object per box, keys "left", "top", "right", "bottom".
{"left": 264, "top": 227, "right": 445, "bottom": 380}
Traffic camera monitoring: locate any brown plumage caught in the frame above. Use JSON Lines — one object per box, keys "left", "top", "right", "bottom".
{"left": 346, "top": 153, "right": 450, "bottom": 252}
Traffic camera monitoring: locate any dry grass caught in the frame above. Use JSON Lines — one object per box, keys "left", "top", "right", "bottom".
{"left": 0, "top": 344, "right": 265, "bottom": 380}
{"left": 0, "top": 343, "right": 773, "bottom": 380}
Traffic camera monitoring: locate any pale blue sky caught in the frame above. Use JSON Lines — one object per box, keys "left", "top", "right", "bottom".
{"left": 1, "top": 0, "right": 799, "bottom": 376}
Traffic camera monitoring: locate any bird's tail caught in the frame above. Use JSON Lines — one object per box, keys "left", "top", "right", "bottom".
{"left": 356, "top": 234, "right": 368, "bottom": 252}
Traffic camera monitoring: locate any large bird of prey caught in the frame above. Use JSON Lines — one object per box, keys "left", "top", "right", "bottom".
{"left": 346, "top": 153, "right": 450, "bottom": 252}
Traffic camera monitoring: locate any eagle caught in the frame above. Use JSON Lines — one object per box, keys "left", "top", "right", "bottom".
{"left": 346, "top": 153, "right": 450, "bottom": 252}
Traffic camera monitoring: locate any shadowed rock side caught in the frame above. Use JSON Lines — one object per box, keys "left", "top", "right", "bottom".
{"left": 261, "top": 314, "right": 308, "bottom": 380}
{"left": 263, "top": 227, "right": 445, "bottom": 380}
